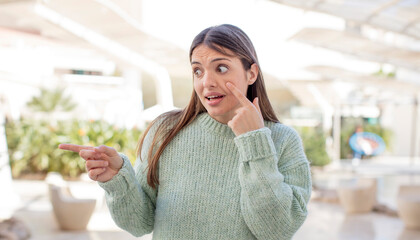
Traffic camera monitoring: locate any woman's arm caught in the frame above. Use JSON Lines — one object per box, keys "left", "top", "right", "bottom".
{"left": 59, "top": 130, "right": 158, "bottom": 237}
{"left": 235, "top": 126, "right": 312, "bottom": 240}
{"left": 98, "top": 152, "right": 156, "bottom": 237}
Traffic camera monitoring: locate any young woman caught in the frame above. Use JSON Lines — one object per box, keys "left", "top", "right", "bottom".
{"left": 59, "top": 24, "right": 312, "bottom": 240}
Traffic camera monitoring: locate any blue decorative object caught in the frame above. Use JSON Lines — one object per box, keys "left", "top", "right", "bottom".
{"left": 349, "top": 132, "right": 386, "bottom": 156}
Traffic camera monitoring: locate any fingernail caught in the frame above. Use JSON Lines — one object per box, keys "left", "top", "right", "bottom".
{"left": 104, "top": 161, "right": 108, "bottom": 166}
{"left": 226, "top": 82, "right": 232, "bottom": 87}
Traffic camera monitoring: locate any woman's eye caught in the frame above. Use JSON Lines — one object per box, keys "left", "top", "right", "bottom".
{"left": 217, "top": 65, "right": 228, "bottom": 73}
{"left": 193, "top": 69, "right": 203, "bottom": 77}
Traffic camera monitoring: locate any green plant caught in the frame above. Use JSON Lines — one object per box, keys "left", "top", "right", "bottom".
{"left": 6, "top": 119, "right": 142, "bottom": 178}
{"left": 373, "top": 67, "right": 396, "bottom": 78}
{"left": 6, "top": 86, "right": 143, "bottom": 179}
{"left": 296, "top": 127, "right": 331, "bottom": 167}
{"left": 27, "top": 88, "right": 77, "bottom": 112}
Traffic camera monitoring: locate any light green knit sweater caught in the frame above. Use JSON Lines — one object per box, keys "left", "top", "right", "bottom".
{"left": 99, "top": 113, "right": 312, "bottom": 240}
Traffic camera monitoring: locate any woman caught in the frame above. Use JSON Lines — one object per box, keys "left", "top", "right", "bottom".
{"left": 59, "top": 24, "right": 312, "bottom": 240}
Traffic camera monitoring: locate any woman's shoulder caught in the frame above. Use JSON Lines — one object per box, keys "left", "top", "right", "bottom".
{"left": 141, "top": 110, "right": 182, "bottom": 141}
{"left": 154, "top": 109, "right": 183, "bottom": 124}
{"left": 147, "top": 110, "right": 182, "bottom": 130}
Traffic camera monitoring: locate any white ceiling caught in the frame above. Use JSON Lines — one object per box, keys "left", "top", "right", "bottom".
{"left": 0, "top": 0, "right": 190, "bottom": 77}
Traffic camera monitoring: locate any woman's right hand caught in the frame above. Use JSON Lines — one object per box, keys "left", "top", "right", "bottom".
{"left": 58, "top": 144, "right": 123, "bottom": 182}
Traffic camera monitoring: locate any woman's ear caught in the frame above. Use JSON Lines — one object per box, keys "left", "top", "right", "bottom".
{"left": 247, "top": 63, "right": 259, "bottom": 85}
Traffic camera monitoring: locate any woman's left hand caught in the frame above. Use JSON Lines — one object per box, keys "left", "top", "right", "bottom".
{"left": 226, "top": 82, "right": 264, "bottom": 136}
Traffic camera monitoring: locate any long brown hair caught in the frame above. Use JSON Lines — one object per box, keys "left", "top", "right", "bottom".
{"left": 138, "top": 24, "right": 279, "bottom": 188}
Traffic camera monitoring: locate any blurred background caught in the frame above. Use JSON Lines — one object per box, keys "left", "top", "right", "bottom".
{"left": 1, "top": 0, "right": 420, "bottom": 239}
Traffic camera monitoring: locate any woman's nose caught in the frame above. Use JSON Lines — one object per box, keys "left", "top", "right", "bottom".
{"left": 202, "top": 72, "right": 217, "bottom": 88}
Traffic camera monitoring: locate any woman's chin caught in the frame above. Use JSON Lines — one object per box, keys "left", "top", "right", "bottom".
{"left": 206, "top": 111, "right": 232, "bottom": 124}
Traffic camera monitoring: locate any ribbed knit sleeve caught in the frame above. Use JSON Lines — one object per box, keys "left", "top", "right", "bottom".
{"left": 234, "top": 126, "right": 312, "bottom": 240}
{"left": 98, "top": 129, "right": 158, "bottom": 237}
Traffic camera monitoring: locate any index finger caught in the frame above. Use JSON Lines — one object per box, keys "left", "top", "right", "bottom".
{"left": 58, "top": 144, "right": 94, "bottom": 153}
{"left": 226, "top": 82, "right": 252, "bottom": 106}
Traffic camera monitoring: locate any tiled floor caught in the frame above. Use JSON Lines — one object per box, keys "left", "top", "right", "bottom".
{"left": 11, "top": 180, "right": 152, "bottom": 240}
{"left": 8, "top": 179, "right": 420, "bottom": 240}
{"left": 295, "top": 201, "right": 420, "bottom": 240}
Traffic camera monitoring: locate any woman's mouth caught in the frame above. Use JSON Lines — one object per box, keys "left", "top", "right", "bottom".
{"left": 205, "top": 95, "right": 225, "bottom": 106}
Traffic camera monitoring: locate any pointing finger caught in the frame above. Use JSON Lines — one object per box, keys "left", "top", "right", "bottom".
{"left": 59, "top": 144, "right": 94, "bottom": 153}
{"left": 226, "top": 82, "right": 252, "bottom": 107}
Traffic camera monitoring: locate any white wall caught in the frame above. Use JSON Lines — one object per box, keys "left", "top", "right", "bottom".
{"left": 381, "top": 103, "right": 417, "bottom": 156}
{"left": 0, "top": 111, "right": 20, "bottom": 219}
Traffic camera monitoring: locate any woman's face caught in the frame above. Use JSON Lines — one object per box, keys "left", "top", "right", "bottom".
{"left": 191, "top": 45, "right": 258, "bottom": 124}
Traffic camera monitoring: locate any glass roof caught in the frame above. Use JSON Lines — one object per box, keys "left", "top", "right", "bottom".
{"left": 271, "top": 0, "right": 420, "bottom": 40}
{"left": 290, "top": 28, "right": 420, "bottom": 71}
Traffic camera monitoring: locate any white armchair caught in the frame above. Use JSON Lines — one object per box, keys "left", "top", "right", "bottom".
{"left": 337, "top": 178, "right": 377, "bottom": 214}
{"left": 46, "top": 172, "right": 96, "bottom": 231}
{"left": 397, "top": 185, "right": 420, "bottom": 230}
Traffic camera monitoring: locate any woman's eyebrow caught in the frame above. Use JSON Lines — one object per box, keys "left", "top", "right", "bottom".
{"left": 211, "top": 57, "right": 231, "bottom": 63}
{"left": 191, "top": 57, "right": 231, "bottom": 65}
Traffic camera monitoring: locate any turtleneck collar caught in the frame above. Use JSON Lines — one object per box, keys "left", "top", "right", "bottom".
{"left": 196, "top": 112, "right": 236, "bottom": 138}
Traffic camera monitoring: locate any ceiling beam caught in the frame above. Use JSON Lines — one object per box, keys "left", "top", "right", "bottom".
{"left": 34, "top": 3, "right": 174, "bottom": 109}
{"left": 311, "top": 0, "right": 325, "bottom": 8}
{"left": 270, "top": 0, "right": 420, "bottom": 40}
{"left": 401, "top": 16, "right": 420, "bottom": 34}
{"left": 364, "top": 0, "right": 402, "bottom": 24}
{"left": 290, "top": 28, "right": 420, "bottom": 71}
